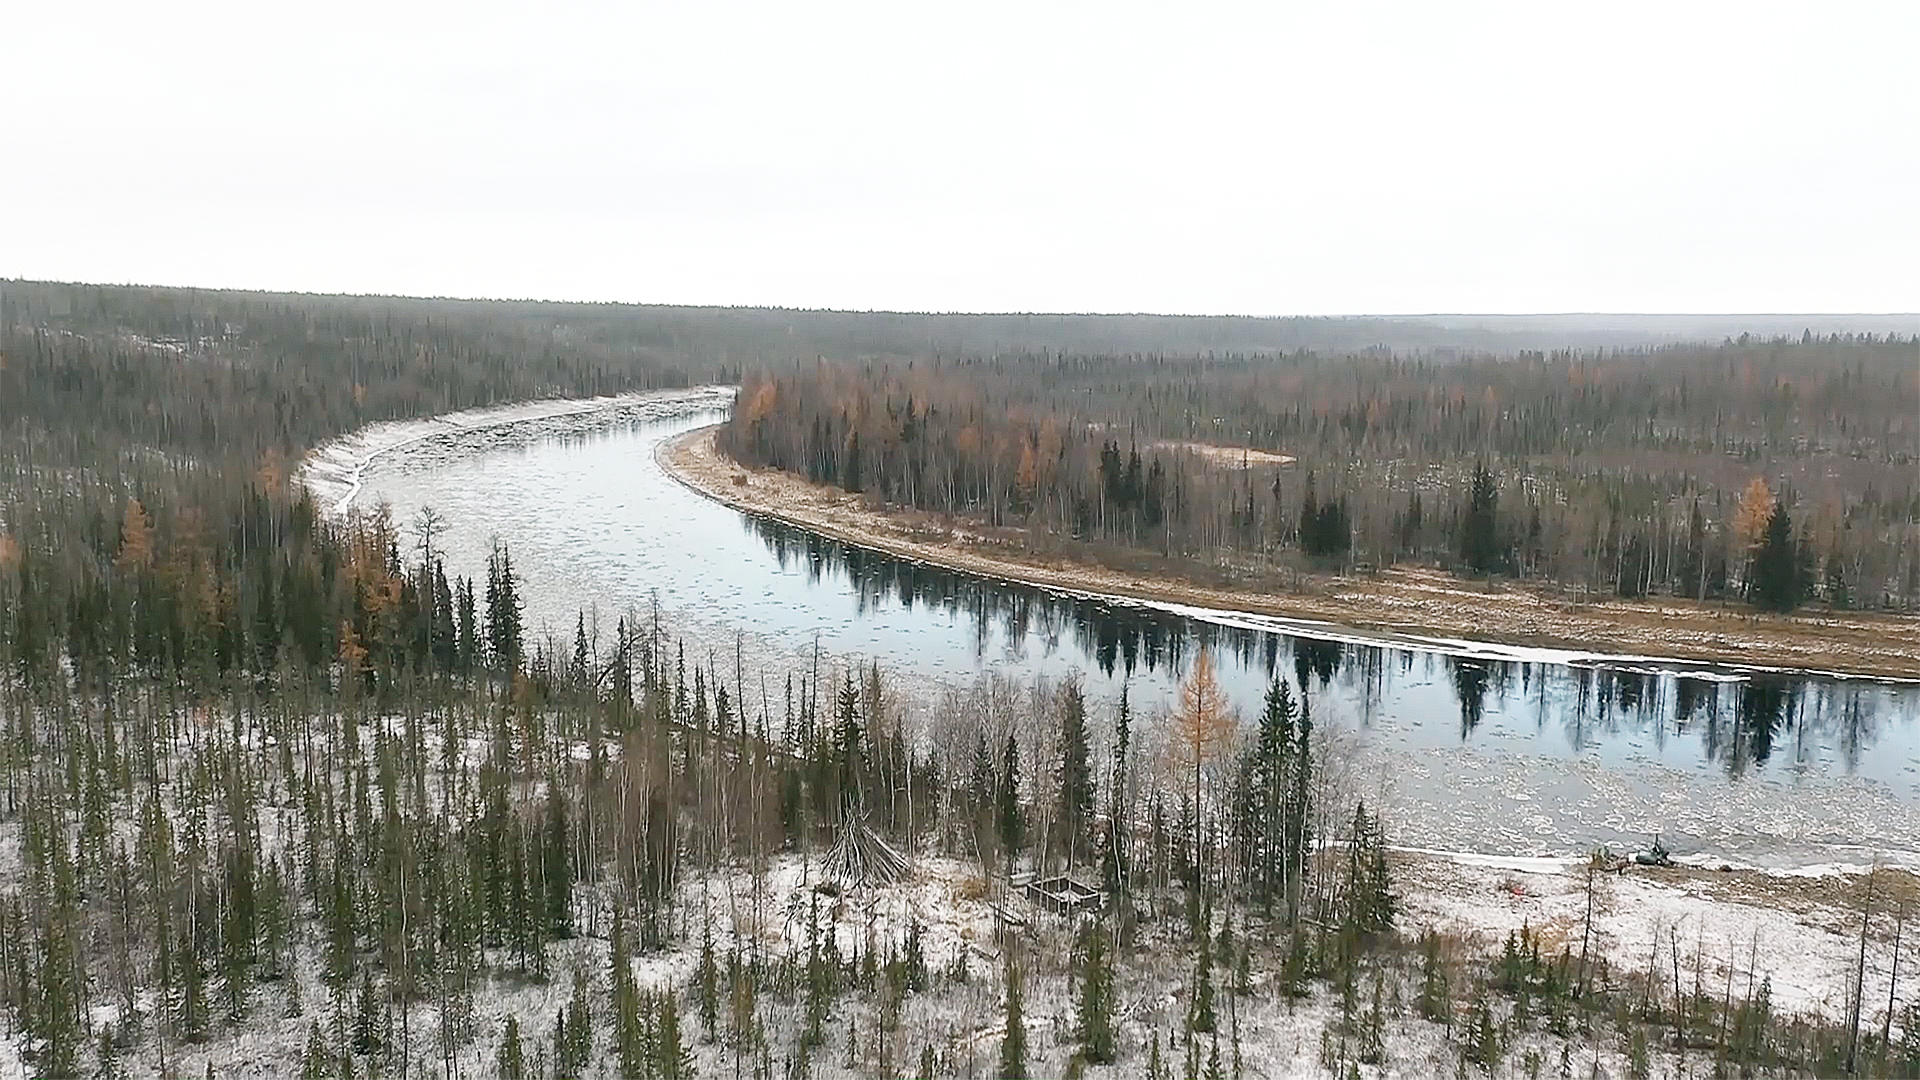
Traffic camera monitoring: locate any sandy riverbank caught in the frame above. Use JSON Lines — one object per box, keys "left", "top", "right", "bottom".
{"left": 661, "top": 424, "right": 1920, "bottom": 680}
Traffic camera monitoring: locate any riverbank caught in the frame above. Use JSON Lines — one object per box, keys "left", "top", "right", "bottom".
{"left": 662, "top": 425, "right": 1920, "bottom": 680}
{"left": 298, "top": 385, "right": 737, "bottom": 516}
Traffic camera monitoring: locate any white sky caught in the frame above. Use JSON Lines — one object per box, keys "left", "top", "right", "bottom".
{"left": 5, "top": 0, "right": 1915, "bottom": 315}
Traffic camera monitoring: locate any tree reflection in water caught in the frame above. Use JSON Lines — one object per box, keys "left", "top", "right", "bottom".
{"left": 1450, "top": 657, "right": 1490, "bottom": 736}
{"left": 746, "top": 514, "right": 1913, "bottom": 782}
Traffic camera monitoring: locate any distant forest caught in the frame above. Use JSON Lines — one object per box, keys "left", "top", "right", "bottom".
{"left": 722, "top": 339, "right": 1920, "bottom": 612}
{"left": 6, "top": 278, "right": 1918, "bottom": 640}
{"left": 0, "top": 278, "right": 1677, "bottom": 683}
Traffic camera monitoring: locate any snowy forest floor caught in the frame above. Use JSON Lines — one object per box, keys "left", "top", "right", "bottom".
{"left": 662, "top": 426, "right": 1920, "bottom": 681}
{"left": 37, "top": 847, "right": 1907, "bottom": 1080}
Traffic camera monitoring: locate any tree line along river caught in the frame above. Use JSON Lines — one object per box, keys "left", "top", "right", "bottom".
{"left": 340, "top": 392, "right": 1920, "bottom": 873}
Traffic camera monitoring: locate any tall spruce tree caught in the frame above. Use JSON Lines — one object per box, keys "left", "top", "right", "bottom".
{"left": 998, "top": 959, "right": 1028, "bottom": 1080}
{"left": 1078, "top": 928, "right": 1116, "bottom": 1064}
{"left": 1750, "top": 500, "right": 1802, "bottom": 612}
{"left": 998, "top": 733, "right": 1025, "bottom": 867}
{"left": 834, "top": 672, "right": 864, "bottom": 816}
{"left": 657, "top": 989, "right": 693, "bottom": 1080}
{"left": 1057, "top": 682, "right": 1094, "bottom": 868}
{"left": 543, "top": 791, "right": 571, "bottom": 938}
{"left": 1460, "top": 462, "right": 1502, "bottom": 574}
{"left": 1244, "top": 678, "right": 1297, "bottom": 916}
{"left": 610, "top": 906, "right": 645, "bottom": 1079}
{"left": 1190, "top": 904, "right": 1217, "bottom": 1035}
{"left": 1105, "top": 687, "right": 1133, "bottom": 903}
{"left": 497, "top": 1016, "right": 526, "bottom": 1080}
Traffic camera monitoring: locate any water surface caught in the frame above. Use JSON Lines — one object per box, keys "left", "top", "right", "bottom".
{"left": 356, "top": 400, "right": 1920, "bottom": 870}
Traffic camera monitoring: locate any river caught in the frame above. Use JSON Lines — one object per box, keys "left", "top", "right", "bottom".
{"left": 332, "top": 390, "right": 1920, "bottom": 872}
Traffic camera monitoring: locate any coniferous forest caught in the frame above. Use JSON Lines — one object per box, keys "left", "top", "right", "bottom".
{"left": 722, "top": 341, "right": 1920, "bottom": 613}
{"left": 1, "top": 280, "right": 1918, "bottom": 1078}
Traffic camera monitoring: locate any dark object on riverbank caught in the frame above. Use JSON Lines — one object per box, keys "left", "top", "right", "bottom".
{"left": 1634, "top": 837, "right": 1674, "bottom": 868}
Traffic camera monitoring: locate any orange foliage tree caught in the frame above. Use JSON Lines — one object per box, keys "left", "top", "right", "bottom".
{"left": 1731, "top": 478, "right": 1775, "bottom": 585}
{"left": 117, "top": 498, "right": 154, "bottom": 572}
{"left": 1173, "top": 649, "right": 1234, "bottom": 894}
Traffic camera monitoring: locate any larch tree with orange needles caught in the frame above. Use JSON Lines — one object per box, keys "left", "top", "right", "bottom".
{"left": 117, "top": 498, "right": 154, "bottom": 572}
{"left": 1174, "top": 649, "right": 1234, "bottom": 900}
{"left": 1732, "top": 477, "right": 1776, "bottom": 589}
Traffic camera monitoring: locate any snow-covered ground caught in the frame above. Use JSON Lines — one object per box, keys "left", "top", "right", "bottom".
{"left": 1395, "top": 849, "right": 1892, "bottom": 1022}
{"left": 12, "top": 692, "right": 1900, "bottom": 1075}
{"left": 81, "top": 846, "right": 1899, "bottom": 1078}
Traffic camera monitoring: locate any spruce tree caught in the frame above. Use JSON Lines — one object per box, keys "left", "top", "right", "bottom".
{"left": 96, "top": 1029, "right": 124, "bottom": 1080}
{"left": 834, "top": 672, "right": 864, "bottom": 814}
{"left": 1286, "top": 693, "right": 1315, "bottom": 920}
{"left": 497, "top": 1016, "right": 526, "bottom": 1080}
{"left": 1190, "top": 923, "right": 1217, "bottom": 1034}
{"left": 551, "top": 1012, "right": 571, "bottom": 1080}
{"left": 301, "top": 1021, "right": 331, "bottom": 1080}
{"left": 1107, "top": 686, "right": 1132, "bottom": 902}
{"left": 724, "top": 946, "right": 754, "bottom": 1052}
{"left": 1897, "top": 996, "right": 1920, "bottom": 1077}
{"left": 1057, "top": 682, "right": 1094, "bottom": 867}
{"left": 997, "top": 734, "right": 1024, "bottom": 867}
{"left": 1300, "top": 471, "right": 1320, "bottom": 555}
{"left": 39, "top": 840, "right": 84, "bottom": 1076}
{"left": 697, "top": 917, "right": 719, "bottom": 1040}
{"left": 903, "top": 918, "right": 927, "bottom": 994}
{"left": 1750, "top": 500, "right": 1802, "bottom": 612}
{"left": 611, "top": 906, "right": 644, "bottom": 1079}
{"left": 968, "top": 733, "right": 995, "bottom": 826}
{"left": 1078, "top": 929, "right": 1116, "bottom": 1064}
{"left": 1465, "top": 997, "right": 1498, "bottom": 1068}
{"left": 570, "top": 971, "right": 594, "bottom": 1073}
{"left": 802, "top": 892, "right": 829, "bottom": 1050}
{"left": 657, "top": 989, "right": 693, "bottom": 1080}
{"left": 1342, "top": 802, "right": 1394, "bottom": 936}
{"left": 997, "top": 958, "right": 1028, "bottom": 1080}
{"left": 572, "top": 611, "right": 589, "bottom": 690}
{"left": 842, "top": 430, "right": 863, "bottom": 492}
{"left": 1460, "top": 462, "right": 1502, "bottom": 574}
{"left": 485, "top": 541, "right": 523, "bottom": 671}
{"left": 553, "top": 970, "right": 593, "bottom": 1079}
{"left": 456, "top": 577, "right": 477, "bottom": 671}
{"left": 351, "top": 971, "right": 382, "bottom": 1056}
{"left": 543, "top": 791, "right": 572, "bottom": 938}
{"left": 178, "top": 930, "right": 208, "bottom": 1043}
{"left": 1417, "top": 929, "right": 1450, "bottom": 1023}
{"left": 1359, "top": 977, "right": 1385, "bottom": 1065}
{"left": 1246, "top": 678, "right": 1298, "bottom": 917}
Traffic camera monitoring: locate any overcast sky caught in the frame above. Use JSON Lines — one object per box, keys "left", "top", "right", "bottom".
{"left": 7, "top": 1, "right": 1915, "bottom": 315}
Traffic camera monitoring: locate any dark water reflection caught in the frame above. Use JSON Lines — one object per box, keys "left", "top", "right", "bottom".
{"left": 746, "top": 512, "right": 1913, "bottom": 784}
{"left": 358, "top": 403, "right": 1920, "bottom": 868}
